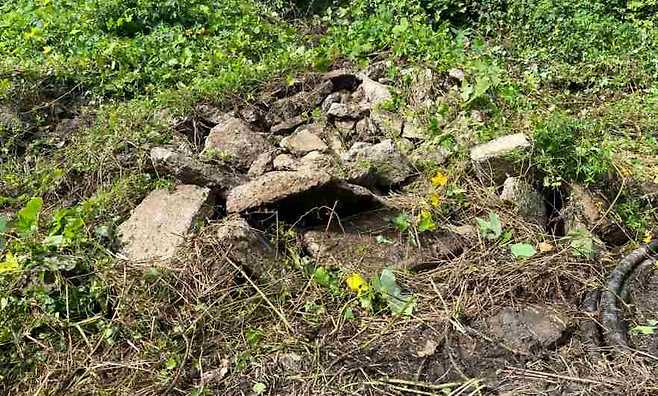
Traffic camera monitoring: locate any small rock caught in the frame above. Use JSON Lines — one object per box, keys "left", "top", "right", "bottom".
{"left": 280, "top": 125, "right": 328, "bottom": 155}
{"left": 369, "top": 110, "right": 403, "bottom": 137}
{"left": 214, "top": 215, "right": 275, "bottom": 275}
{"left": 358, "top": 74, "right": 393, "bottom": 107}
{"left": 406, "top": 67, "right": 436, "bottom": 106}
{"left": 563, "top": 184, "right": 627, "bottom": 245}
{"left": 238, "top": 106, "right": 265, "bottom": 127}
{"left": 341, "top": 139, "right": 414, "bottom": 189}
{"left": 448, "top": 68, "right": 465, "bottom": 82}
{"left": 226, "top": 169, "right": 333, "bottom": 213}
{"left": 335, "top": 119, "right": 356, "bottom": 133}
{"left": 325, "top": 129, "right": 346, "bottom": 154}
{"left": 401, "top": 118, "right": 425, "bottom": 140}
{"left": 327, "top": 102, "right": 368, "bottom": 119}
{"left": 409, "top": 144, "right": 450, "bottom": 169}
{"left": 150, "top": 147, "right": 242, "bottom": 192}
{"left": 271, "top": 115, "right": 305, "bottom": 135}
{"left": 470, "top": 133, "right": 532, "bottom": 185}
{"left": 202, "top": 116, "right": 272, "bottom": 169}
{"left": 487, "top": 305, "right": 571, "bottom": 353}
{"left": 273, "top": 153, "right": 299, "bottom": 170}
{"left": 195, "top": 104, "right": 228, "bottom": 124}
{"left": 321, "top": 91, "right": 345, "bottom": 113}
{"left": 500, "top": 177, "right": 547, "bottom": 225}
{"left": 118, "top": 185, "right": 212, "bottom": 261}
{"left": 366, "top": 61, "right": 390, "bottom": 81}
{"left": 247, "top": 151, "right": 275, "bottom": 178}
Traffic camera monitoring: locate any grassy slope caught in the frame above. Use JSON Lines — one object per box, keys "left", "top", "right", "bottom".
{"left": 0, "top": 0, "right": 657, "bottom": 393}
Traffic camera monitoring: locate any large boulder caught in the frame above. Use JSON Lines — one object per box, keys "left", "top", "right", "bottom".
{"left": 341, "top": 139, "right": 414, "bottom": 189}
{"left": 150, "top": 147, "right": 243, "bottom": 193}
{"left": 201, "top": 116, "right": 272, "bottom": 169}
{"left": 118, "top": 185, "right": 212, "bottom": 261}
{"left": 470, "top": 133, "right": 531, "bottom": 185}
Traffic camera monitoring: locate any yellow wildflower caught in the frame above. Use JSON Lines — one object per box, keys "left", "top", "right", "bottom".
{"left": 430, "top": 193, "right": 442, "bottom": 208}
{"left": 346, "top": 273, "right": 369, "bottom": 294}
{"left": 431, "top": 171, "right": 448, "bottom": 187}
{"left": 643, "top": 230, "right": 653, "bottom": 244}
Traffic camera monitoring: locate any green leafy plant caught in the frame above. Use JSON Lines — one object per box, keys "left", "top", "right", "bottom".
{"left": 372, "top": 269, "right": 416, "bottom": 316}
{"left": 15, "top": 197, "right": 43, "bottom": 235}
{"left": 510, "top": 243, "right": 537, "bottom": 259}
{"left": 631, "top": 319, "right": 657, "bottom": 335}
{"left": 476, "top": 212, "right": 503, "bottom": 240}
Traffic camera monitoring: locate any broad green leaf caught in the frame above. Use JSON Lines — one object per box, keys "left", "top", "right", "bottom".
{"left": 476, "top": 212, "right": 502, "bottom": 240}
{"left": 392, "top": 213, "right": 411, "bottom": 232}
{"left": 375, "top": 269, "right": 416, "bottom": 316}
{"left": 510, "top": 243, "right": 537, "bottom": 259}
{"left": 165, "top": 356, "right": 177, "bottom": 370}
{"left": 313, "top": 266, "right": 331, "bottom": 288}
{"left": 631, "top": 320, "right": 657, "bottom": 335}
{"left": 16, "top": 197, "right": 43, "bottom": 235}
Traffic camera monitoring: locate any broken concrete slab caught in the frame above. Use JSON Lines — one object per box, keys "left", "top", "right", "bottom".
{"left": 202, "top": 116, "right": 272, "bottom": 169}
{"left": 500, "top": 177, "right": 547, "bottom": 226}
{"left": 303, "top": 209, "right": 464, "bottom": 276}
{"left": 470, "top": 133, "right": 531, "bottom": 185}
{"left": 341, "top": 139, "right": 414, "bottom": 189}
{"left": 226, "top": 170, "right": 333, "bottom": 213}
{"left": 280, "top": 125, "right": 328, "bottom": 155}
{"left": 150, "top": 147, "right": 243, "bottom": 192}
{"left": 487, "top": 305, "right": 572, "bottom": 354}
{"left": 118, "top": 185, "right": 212, "bottom": 261}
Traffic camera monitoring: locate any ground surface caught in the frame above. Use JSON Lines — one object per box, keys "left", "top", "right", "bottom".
{"left": 1, "top": 1, "right": 658, "bottom": 395}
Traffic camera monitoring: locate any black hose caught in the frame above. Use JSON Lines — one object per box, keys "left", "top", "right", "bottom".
{"left": 601, "top": 240, "right": 658, "bottom": 348}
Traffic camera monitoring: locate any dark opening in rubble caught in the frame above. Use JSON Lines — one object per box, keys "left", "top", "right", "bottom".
{"left": 544, "top": 186, "right": 566, "bottom": 237}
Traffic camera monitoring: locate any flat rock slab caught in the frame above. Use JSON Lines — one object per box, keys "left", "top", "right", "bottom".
{"left": 487, "top": 305, "right": 571, "bottom": 354}
{"left": 280, "top": 125, "right": 328, "bottom": 155}
{"left": 470, "top": 133, "right": 531, "bottom": 161}
{"left": 303, "top": 209, "right": 465, "bottom": 276}
{"left": 341, "top": 139, "right": 413, "bottom": 188}
{"left": 118, "top": 185, "right": 212, "bottom": 261}
{"left": 226, "top": 170, "right": 333, "bottom": 213}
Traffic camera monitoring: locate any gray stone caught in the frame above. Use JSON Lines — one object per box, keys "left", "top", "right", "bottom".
{"left": 214, "top": 215, "right": 275, "bottom": 275}
{"left": 272, "top": 153, "right": 299, "bottom": 171}
{"left": 448, "top": 68, "right": 465, "bottom": 82}
{"left": 202, "top": 116, "right": 272, "bottom": 169}
{"left": 226, "top": 169, "right": 333, "bottom": 213}
{"left": 150, "top": 147, "right": 242, "bottom": 192}
{"left": 402, "top": 118, "right": 425, "bottom": 140}
{"left": 247, "top": 151, "right": 275, "bottom": 178}
{"left": 470, "top": 133, "right": 531, "bottom": 162}
{"left": 335, "top": 119, "right": 356, "bottom": 133}
{"left": 487, "top": 305, "right": 571, "bottom": 353}
{"left": 470, "top": 133, "right": 531, "bottom": 184}
{"left": 341, "top": 139, "right": 414, "bottom": 188}
{"left": 271, "top": 115, "right": 305, "bottom": 135}
{"left": 195, "top": 104, "right": 229, "bottom": 125}
{"left": 280, "top": 125, "right": 328, "bottom": 155}
{"left": 563, "top": 184, "right": 626, "bottom": 245}
{"left": 327, "top": 102, "right": 367, "bottom": 119}
{"left": 409, "top": 144, "right": 450, "bottom": 168}
{"left": 358, "top": 74, "right": 393, "bottom": 107}
{"left": 500, "top": 177, "right": 547, "bottom": 225}
{"left": 369, "top": 110, "right": 403, "bottom": 137}
{"left": 118, "top": 185, "right": 212, "bottom": 261}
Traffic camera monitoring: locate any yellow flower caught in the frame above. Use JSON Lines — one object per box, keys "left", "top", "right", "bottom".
{"left": 430, "top": 193, "right": 442, "bottom": 208}
{"left": 346, "top": 273, "right": 369, "bottom": 294}
{"left": 643, "top": 230, "right": 653, "bottom": 244}
{"left": 431, "top": 171, "right": 448, "bottom": 187}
